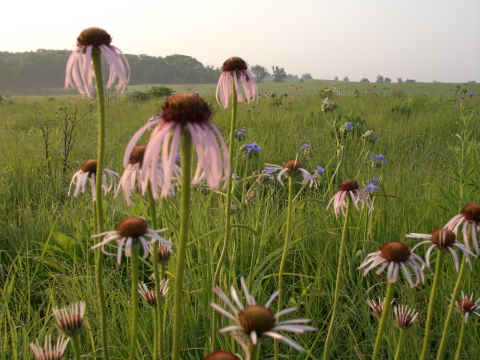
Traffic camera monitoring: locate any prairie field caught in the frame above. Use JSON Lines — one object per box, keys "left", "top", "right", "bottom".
{"left": 1, "top": 79, "right": 480, "bottom": 359}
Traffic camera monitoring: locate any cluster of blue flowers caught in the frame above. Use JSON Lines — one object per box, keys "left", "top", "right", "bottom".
{"left": 240, "top": 142, "right": 261, "bottom": 158}
{"left": 364, "top": 176, "right": 380, "bottom": 193}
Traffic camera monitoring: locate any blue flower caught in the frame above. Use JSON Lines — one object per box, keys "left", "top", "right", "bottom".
{"left": 322, "top": 97, "right": 329, "bottom": 104}
{"left": 346, "top": 122, "right": 353, "bottom": 131}
{"left": 299, "top": 143, "right": 310, "bottom": 150}
{"left": 241, "top": 142, "right": 261, "bottom": 158}
{"left": 364, "top": 183, "right": 380, "bottom": 192}
{"left": 369, "top": 176, "right": 380, "bottom": 185}
{"left": 370, "top": 154, "right": 387, "bottom": 162}
{"left": 469, "top": 92, "right": 474, "bottom": 98}
{"left": 316, "top": 166, "right": 325, "bottom": 174}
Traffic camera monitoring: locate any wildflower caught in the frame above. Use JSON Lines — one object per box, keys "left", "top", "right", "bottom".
{"left": 138, "top": 279, "right": 169, "bottom": 307}
{"left": 366, "top": 298, "right": 386, "bottom": 318}
{"left": 360, "top": 130, "right": 378, "bottom": 143}
{"left": 321, "top": 97, "right": 337, "bottom": 112}
{"left": 91, "top": 217, "right": 172, "bottom": 265}
{"left": 30, "top": 334, "right": 69, "bottom": 360}
{"left": 65, "top": 27, "right": 129, "bottom": 96}
{"left": 407, "top": 228, "right": 475, "bottom": 271}
{"left": 327, "top": 179, "right": 372, "bottom": 217}
{"left": 240, "top": 142, "right": 261, "bottom": 158}
{"left": 264, "top": 160, "right": 314, "bottom": 187}
{"left": 394, "top": 305, "right": 419, "bottom": 330}
{"left": 358, "top": 241, "right": 427, "bottom": 288}
{"left": 234, "top": 128, "right": 247, "bottom": 141}
{"left": 68, "top": 159, "right": 119, "bottom": 201}
{"left": 364, "top": 183, "right": 380, "bottom": 193}
{"left": 456, "top": 291, "right": 480, "bottom": 323}
{"left": 124, "top": 93, "right": 230, "bottom": 199}
{"left": 340, "top": 122, "right": 354, "bottom": 134}
{"left": 468, "top": 92, "right": 474, "bottom": 98}
{"left": 52, "top": 301, "right": 85, "bottom": 337}
{"left": 299, "top": 143, "right": 309, "bottom": 150}
{"left": 257, "top": 173, "right": 274, "bottom": 186}
{"left": 204, "top": 351, "right": 241, "bottom": 360}
{"left": 210, "top": 277, "right": 317, "bottom": 352}
{"left": 445, "top": 204, "right": 480, "bottom": 254}
{"left": 154, "top": 244, "right": 173, "bottom": 264}
{"left": 216, "top": 57, "right": 258, "bottom": 108}
{"left": 115, "top": 145, "right": 180, "bottom": 205}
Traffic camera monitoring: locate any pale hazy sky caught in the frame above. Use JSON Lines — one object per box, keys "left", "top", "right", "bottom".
{"left": 2, "top": 0, "right": 479, "bottom": 83}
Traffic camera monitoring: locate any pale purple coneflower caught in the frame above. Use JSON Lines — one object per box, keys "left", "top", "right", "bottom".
{"left": 358, "top": 241, "right": 428, "bottom": 288}
{"left": 216, "top": 57, "right": 258, "bottom": 109}
{"left": 455, "top": 291, "right": 480, "bottom": 323}
{"left": 52, "top": 301, "right": 85, "bottom": 338}
{"left": 68, "top": 159, "right": 119, "bottom": 201}
{"left": 91, "top": 217, "right": 172, "bottom": 265}
{"left": 30, "top": 334, "right": 69, "bottom": 360}
{"left": 366, "top": 298, "right": 386, "bottom": 318}
{"left": 124, "top": 93, "right": 230, "bottom": 199}
{"left": 210, "top": 277, "right": 317, "bottom": 353}
{"left": 138, "top": 279, "right": 169, "bottom": 307}
{"left": 327, "top": 179, "right": 372, "bottom": 217}
{"left": 65, "top": 27, "right": 129, "bottom": 97}
{"left": 394, "top": 304, "right": 419, "bottom": 330}
{"left": 264, "top": 160, "right": 314, "bottom": 187}
{"left": 115, "top": 145, "right": 181, "bottom": 205}
{"left": 444, "top": 203, "right": 480, "bottom": 254}
{"left": 407, "top": 228, "right": 475, "bottom": 272}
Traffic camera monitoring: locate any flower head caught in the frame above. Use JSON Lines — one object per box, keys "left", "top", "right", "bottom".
{"left": 407, "top": 228, "right": 475, "bottom": 271}
{"left": 124, "top": 93, "right": 230, "bottom": 199}
{"left": 445, "top": 203, "right": 480, "bottom": 254}
{"left": 204, "top": 351, "right": 241, "bottom": 360}
{"left": 216, "top": 57, "right": 258, "bottom": 108}
{"left": 360, "top": 130, "right": 378, "bottom": 143}
{"left": 340, "top": 122, "right": 353, "bottom": 134}
{"left": 65, "top": 27, "right": 129, "bottom": 96}
{"left": 138, "top": 279, "right": 169, "bottom": 307}
{"left": 68, "top": 159, "right": 119, "bottom": 201}
{"left": 30, "top": 334, "right": 69, "bottom": 360}
{"left": 394, "top": 305, "right": 419, "bottom": 330}
{"left": 234, "top": 128, "right": 247, "bottom": 141}
{"left": 321, "top": 97, "right": 337, "bottom": 112}
{"left": 327, "top": 179, "right": 372, "bottom": 217}
{"left": 366, "top": 298, "right": 386, "bottom": 318}
{"left": 468, "top": 92, "right": 474, "bottom": 98}
{"left": 240, "top": 142, "right": 261, "bottom": 158}
{"left": 264, "top": 160, "right": 314, "bottom": 187}
{"left": 153, "top": 244, "right": 173, "bottom": 264}
{"left": 456, "top": 291, "right": 480, "bottom": 323}
{"left": 91, "top": 217, "right": 172, "bottom": 265}
{"left": 358, "top": 241, "right": 428, "bottom": 288}
{"left": 52, "top": 301, "right": 85, "bottom": 337}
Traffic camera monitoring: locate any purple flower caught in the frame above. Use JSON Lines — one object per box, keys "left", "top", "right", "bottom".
{"left": 299, "top": 143, "right": 310, "bottom": 150}
{"left": 469, "top": 92, "right": 474, "bottom": 98}
{"left": 322, "top": 97, "right": 329, "bottom": 104}
{"left": 316, "top": 166, "right": 325, "bottom": 174}
{"left": 364, "top": 183, "right": 380, "bottom": 192}
{"left": 369, "top": 176, "right": 380, "bottom": 185}
{"left": 370, "top": 154, "right": 387, "bottom": 162}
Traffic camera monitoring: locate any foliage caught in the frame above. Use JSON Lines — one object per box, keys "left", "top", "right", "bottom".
{"left": 376, "top": 75, "right": 384, "bottom": 83}
{"left": 343, "top": 76, "right": 349, "bottom": 82}
{"left": 250, "top": 65, "right": 269, "bottom": 83}
{"left": 360, "top": 78, "right": 370, "bottom": 83}
{"left": 302, "top": 73, "right": 313, "bottom": 80}
{"left": 272, "top": 66, "right": 287, "bottom": 83}
{"left": 126, "top": 85, "right": 175, "bottom": 101}
{"left": 405, "top": 79, "right": 416, "bottom": 83}
{"left": 384, "top": 77, "right": 392, "bottom": 83}
{"left": 398, "top": 77, "right": 404, "bottom": 83}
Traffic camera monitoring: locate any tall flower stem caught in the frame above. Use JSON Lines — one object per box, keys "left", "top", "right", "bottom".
{"left": 323, "top": 197, "right": 351, "bottom": 360}
{"left": 420, "top": 250, "right": 445, "bottom": 360}
{"left": 91, "top": 49, "right": 110, "bottom": 360}
{"left": 437, "top": 257, "right": 468, "bottom": 360}
{"left": 394, "top": 330, "right": 406, "bottom": 360}
{"left": 454, "top": 319, "right": 466, "bottom": 360}
{"left": 147, "top": 184, "right": 163, "bottom": 360}
{"left": 372, "top": 282, "right": 395, "bottom": 360}
{"left": 212, "top": 79, "right": 237, "bottom": 349}
{"left": 275, "top": 175, "right": 295, "bottom": 360}
{"left": 172, "top": 128, "right": 192, "bottom": 360}
{"left": 129, "top": 243, "right": 140, "bottom": 360}
{"left": 71, "top": 334, "right": 81, "bottom": 360}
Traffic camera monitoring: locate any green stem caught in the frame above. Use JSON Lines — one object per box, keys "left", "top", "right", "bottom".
{"left": 71, "top": 334, "right": 81, "bottom": 360}
{"left": 129, "top": 244, "right": 140, "bottom": 360}
{"left": 420, "top": 250, "right": 445, "bottom": 360}
{"left": 323, "top": 197, "right": 351, "bottom": 360}
{"left": 437, "top": 257, "right": 468, "bottom": 360}
{"left": 172, "top": 127, "right": 192, "bottom": 360}
{"left": 372, "top": 282, "right": 395, "bottom": 360}
{"left": 91, "top": 49, "right": 110, "bottom": 360}
{"left": 394, "top": 330, "right": 405, "bottom": 360}
{"left": 212, "top": 77, "right": 237, "bottom": 350}
{"left": 275, "top": 176, "right": 295, "bottom": 360}
{"left": 454, "top": 319, "right": 466, "bottom": 360}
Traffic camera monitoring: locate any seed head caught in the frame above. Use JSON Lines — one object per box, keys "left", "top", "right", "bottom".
{"left": 238, "top": 305, "right": 276, "bottom": 338}
{"left": 116, "top": 217, "right": 148, "bottom": 238}
{"left": 204, "top": 351, "right": 241, "bottom": 360}
{"left": 380, "top": 241, "right": 411, "bottom": 262}
{"left": 430, "top": 228, "right": 456, "bottom": 248}
{"left": 458, "top": 299, "right": 476, "bottom": 312}
{"left": 129, "top": 146, "right": 146, "bottom": 166}
{"left": 161, "top": 93, "right": 211, "bottom": 125}
{"left": 221, "top": 57, "right": 248, "bottom": 72}
{"left": 461, "top": 204, "right": 480, "bottom": 222}
{"left": 81, "top": 159, "right": 98, "bottom": 174}
{"left": 156, "top": 245, "right": 173, "bottom": 263}
{"left": 339, "top": 179, "right": 359, "bottom": 192}
{"left": 283, "top": 160, "right": 303, "bottom": 172}
{"left": 76, "top": 27, "right": 112, "bottom": 48}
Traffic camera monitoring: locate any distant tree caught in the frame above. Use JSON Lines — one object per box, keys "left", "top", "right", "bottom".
{"left": 405, "top": 79, "right": 416, "bottom": 83}
{"left": 301, "top": 73, "right": 313, "bottom": 80}
{"left": 376, "top": 75, "right": 384, "bottom": 83}
{"left": 287, "top": 74, "right": 299, "bottom": 79}
{"left": 334, "top": 76, "right": 339, "bottom": 82}
{"left": 272, "top": 66, "right": 287, "bottom": 83}
{"left": 343, "top": 76, "right": 349, "bottom": 82}
{"left": 397, "top": 78, "right": 403, "bottom": 83}
{"left": 468, "top": 81, "right": 477, "bottom": 83}
{"left": 384, "top": 77, "right": 391, "bottom": 83}
{"left": 360, "top": 78, "right": 370, "bottom": 83}
{"left": 250, "top": 65, "right": 269, "bottom": 83}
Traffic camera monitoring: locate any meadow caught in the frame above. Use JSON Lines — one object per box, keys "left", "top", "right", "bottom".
{"left": 1, "top": 78, "right": 480, "bottom": 359}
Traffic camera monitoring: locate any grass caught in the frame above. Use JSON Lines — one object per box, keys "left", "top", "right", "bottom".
{"left": 0, "top": 80, "right": 480, "bottom": 359}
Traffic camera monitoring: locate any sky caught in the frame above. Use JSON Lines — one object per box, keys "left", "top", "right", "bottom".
{"left": 2, "top": 0, "right": 479, "bottom": 83}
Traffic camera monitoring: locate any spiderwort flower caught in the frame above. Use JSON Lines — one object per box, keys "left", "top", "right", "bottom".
{"left": 30, "top": 334, "right": 69, "bottom": 360}
{"left": 216, "top": 57, "right": 258, "bottom": 108}
{"left": 210, "top": 277, "right": 317, "bottom": 352}
{"left": 264, "top": 160, "right": 314, "bottom": 187}
{"left": 468, "top": 92, "right": 474, "bottom": 98}
{"left": 124, "top": 93, "right": 230, "bottom": 199}
{"left": 407, "top": 228, "right": 475, "bottom": 271}
{"left": 52, "top": 302, "right": 86, "bottom": 337}
{"left": 91, "top": 217, "right": 172, "bottom": 265}
{"left": 444, "top": 203, "right": 480, "bottom": 254}
{"left": 358, "top": 241, "right": 427, "bottom": 288}
{"left": 68, "top": 159, "right": 119, "bottom": 201}
{"left": 327, "top": 179, "right": 372, "bottom": 217}
{"left": 65, "top": 27, "right": 129, "bottom": 96}
{"left": 240, "top": 142, "right": 261, "bottom": 158}
{"left": 456, "top": 291, "right": 480, "bottom": 323}
{"left": 394, "top": 305, "right": 419, "bottom": 330}
{"left": 340, "top": 122, "right": 353, "bottom": 134}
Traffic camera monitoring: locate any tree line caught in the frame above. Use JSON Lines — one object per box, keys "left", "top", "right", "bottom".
{"left": 0, "top": 49, "right": 223, "bottom": 92}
